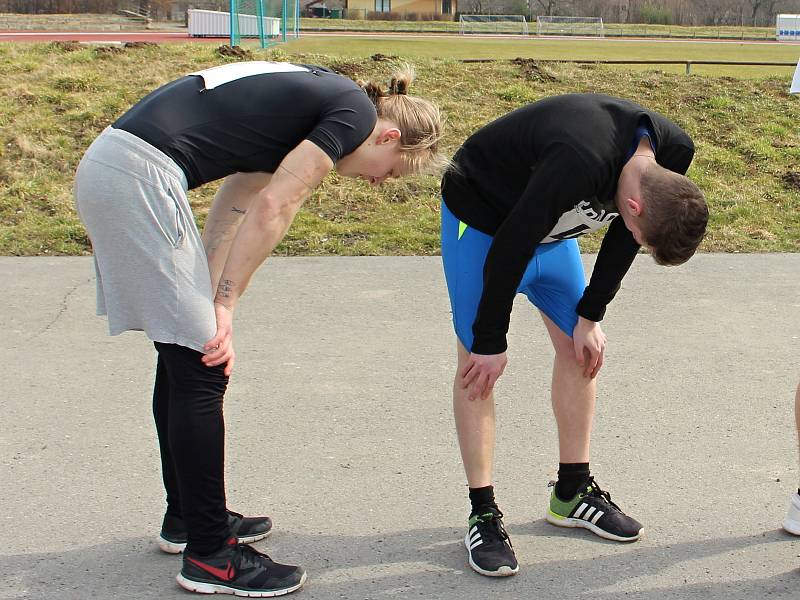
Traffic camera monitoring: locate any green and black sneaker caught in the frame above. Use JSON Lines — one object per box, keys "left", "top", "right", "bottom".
{"left": 545, "top": 477, "right": 643, "bottom": 542}
{"left": 464, "top": 506, "right": 519, "bottom": 577}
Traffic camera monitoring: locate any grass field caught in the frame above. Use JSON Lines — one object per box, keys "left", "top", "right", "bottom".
{"left": 0, "top": 38, "right": 798, "bottom": 256}
{"left": 287, "top": 35, "right": 800, "bottom": 77}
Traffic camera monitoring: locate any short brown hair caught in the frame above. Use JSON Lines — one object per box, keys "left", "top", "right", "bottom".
{"left": 639, "top": 163, "right": 708, "bottom": 266}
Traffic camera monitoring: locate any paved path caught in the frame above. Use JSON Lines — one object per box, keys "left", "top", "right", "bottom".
{"left": 2, "top": 255, "right": 799, "bottom": 599}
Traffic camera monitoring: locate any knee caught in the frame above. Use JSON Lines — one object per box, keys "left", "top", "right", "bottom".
{"left": 551, "top": 335, "right": 575, "bottom": 362}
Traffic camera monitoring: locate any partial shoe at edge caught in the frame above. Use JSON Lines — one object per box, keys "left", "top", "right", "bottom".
{"left": 783, "top": 492, "right": 800, "bottom": 535}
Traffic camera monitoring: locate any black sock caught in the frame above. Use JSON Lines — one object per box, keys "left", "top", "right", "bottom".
{"left": 468, "top": 485, "right": 496, "bottom": 515}
{"left": 555, "top": 463, "right": 590, "bottom": 501}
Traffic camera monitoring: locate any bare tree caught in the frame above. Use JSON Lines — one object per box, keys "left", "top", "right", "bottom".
{"left": 533, "top": 0, "right": 559, "bottom": 15}
{"left": 460, "top": 0, "right": 485, "bottom": 12}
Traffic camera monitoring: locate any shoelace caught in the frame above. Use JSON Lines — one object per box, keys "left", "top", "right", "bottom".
{"left": 475, "top": 509, "right": 514, "bottom": 549}
{"left": 583, "top": 476, "right": 622, "bottom": 512}
{"left": 235, "top": 543, "right": 274, "bottom": 571}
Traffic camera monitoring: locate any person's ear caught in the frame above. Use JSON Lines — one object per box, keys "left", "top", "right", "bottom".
{"left": 376, "top": 127, "right": 401, "bottom": 145}
{"left": 626, "top": 197, "right": 643, "bottom": 216}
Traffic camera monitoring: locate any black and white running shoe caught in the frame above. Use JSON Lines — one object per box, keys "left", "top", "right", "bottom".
{"left": 178, "top": 537, "right": 306, "bottom": 597}
{"left": 545, "top": 477, "right": 643, "bottom": 542}
{"left": 159, "top": 510, "right": 273, "bottom": 554}
{"left": 464, "top": 506, "right": 519, "bottom": 577}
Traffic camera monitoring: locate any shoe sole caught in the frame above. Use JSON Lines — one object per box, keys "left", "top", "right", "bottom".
{"left": 158, "top": 530, "right": 272, "bottom": 555}
{"left": 463, "top": 533, "right": 519, "bottom": 577}
{"left": 782, "top": 519, "right": 800, "bottom": 535}
{"left": 545, "top": 510, "right": 642, "bottom": 542}
{"left": 176, "top": 570, "right": 307, "bottom": 597}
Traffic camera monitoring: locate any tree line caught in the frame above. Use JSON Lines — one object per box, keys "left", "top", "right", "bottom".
{"left": 460, "top": 0, "right": 800, "bottom": 26}
{"left": 564, "top": 0, "right": 799, "bottom": 26}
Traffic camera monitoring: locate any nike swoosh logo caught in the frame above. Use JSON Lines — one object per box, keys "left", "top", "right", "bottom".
{"left": 186, "top": 557, "right": 235, "bottom": 581}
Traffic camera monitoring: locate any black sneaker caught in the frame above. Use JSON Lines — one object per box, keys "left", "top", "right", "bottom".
{"left": 546, "top": 477, "right": 643, "bottom": 542}
{"left": 464, "top": 506, "right": 519, "bottom": 577}
{"left": 177, "top": 537, "right": 306, "bottom": 597}
{"left": 158, "top": 510, "right": 273, "bottom": 554}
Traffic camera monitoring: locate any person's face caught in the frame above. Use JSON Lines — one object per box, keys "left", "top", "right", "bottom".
{"left": 335, "top": 124, "right": 411, "bottom": 186}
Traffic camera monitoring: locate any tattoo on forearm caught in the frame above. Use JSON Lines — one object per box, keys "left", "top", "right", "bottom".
{"left": 231, "top": 206, "right": 247, "bottom": 214}
{"left": 217, "top": 279, "right": 236, "bottom": 298}
{"left": 278, "top": 164, "right": 315, "bottom": 191}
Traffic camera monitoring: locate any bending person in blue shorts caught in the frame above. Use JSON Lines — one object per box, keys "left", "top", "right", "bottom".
{"left": 440, "top": 94, "right": 708, "bottom": 576}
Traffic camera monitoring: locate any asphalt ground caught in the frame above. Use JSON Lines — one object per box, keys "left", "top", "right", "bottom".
{"left": 2, "top": 254, "right": 800, "bottom": 599}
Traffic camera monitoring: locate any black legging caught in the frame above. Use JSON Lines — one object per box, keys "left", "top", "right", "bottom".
{"left": 153, "top": 342, "right": 230, "bottom": 555}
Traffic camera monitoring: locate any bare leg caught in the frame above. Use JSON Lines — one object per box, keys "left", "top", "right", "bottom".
{"left": 540, "top": 313, "right": 596, "bottom": 464}
{"left": 453, "top": 340, "right": 495, "bottom": 488}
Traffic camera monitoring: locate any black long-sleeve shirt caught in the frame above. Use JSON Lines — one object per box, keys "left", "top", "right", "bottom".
{"left": 114, "top": 62, "right": 377, "bottom": 189}
{"left": 441, "top": 94, "right": 695, "bottom": 354}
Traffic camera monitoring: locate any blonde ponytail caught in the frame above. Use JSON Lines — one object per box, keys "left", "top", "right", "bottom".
{"left": 358, "top": 66, "right": 448, "bottom": 175}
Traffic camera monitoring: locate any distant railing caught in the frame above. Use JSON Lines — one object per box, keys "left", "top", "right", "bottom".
{"left": 118, "top": 2, "right": 151, "bottom": 24}
{"left": 461, "top": 58, "right": 798, "bottom": 75}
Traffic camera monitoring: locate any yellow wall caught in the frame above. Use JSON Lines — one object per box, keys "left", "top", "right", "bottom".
{"left": 347, "top": 0, "right": 454, "bottom": 14}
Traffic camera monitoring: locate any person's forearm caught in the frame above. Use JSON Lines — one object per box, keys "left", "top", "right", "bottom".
{"left": 214, "top": 190, "right": 308, "bottom": 309}
{"left": 203, "top": 173, "right": 271, "bottom": 291}
{"left": 576, "top": 217, "right": 640, "bottom": 321}
{"left": 211, "top": 141, "right": 333, "bottom": 309}
{"left": 204, "top": 201, "right": 249, "bottom": 294}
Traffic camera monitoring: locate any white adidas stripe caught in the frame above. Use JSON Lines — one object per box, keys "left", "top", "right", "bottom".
{"left": 469, "top": 525, "right": 482, "bottom": 549}
{"left": 572, "top": 503, "right": 605, "bottom": 525}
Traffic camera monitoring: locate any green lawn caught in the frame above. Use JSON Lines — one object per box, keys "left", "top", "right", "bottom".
{"left": 0, "top": 40, "right": 798, "bottom": 256}
{"left": 284, "top": 35, "right": 800, "bottom": 78}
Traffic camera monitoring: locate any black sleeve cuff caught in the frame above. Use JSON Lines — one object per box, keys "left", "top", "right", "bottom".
{"left": 469, "top": 335, "right": 508, "bottom": 355}
{"left": 575, "top": 294, "right": 608, "bottom": 322}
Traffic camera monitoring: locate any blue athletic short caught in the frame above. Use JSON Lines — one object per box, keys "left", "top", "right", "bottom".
{"left": 441, "top": 200, "right": 586, "bottom": 352}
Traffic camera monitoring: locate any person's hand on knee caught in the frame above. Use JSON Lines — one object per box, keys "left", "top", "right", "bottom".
{"left": 461, "top": 352, "right": 507, "bottom": 401}
{"left": 202, "top": 302, "right": 235, "bottom": 376}
{"left": 572, "top": 317, "right": 607, "bottom": 379}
